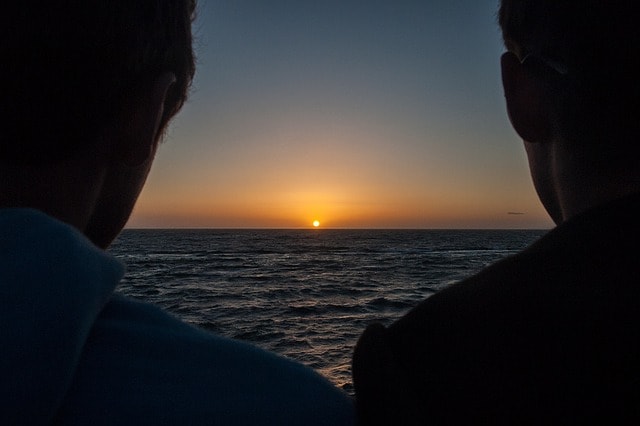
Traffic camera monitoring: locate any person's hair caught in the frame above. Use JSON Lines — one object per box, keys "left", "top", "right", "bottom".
{"left": 1, "top": 1, "right": 196, "bottom": 164}
{"left": 498, "top": 1, "right": 640, "bottom": 150}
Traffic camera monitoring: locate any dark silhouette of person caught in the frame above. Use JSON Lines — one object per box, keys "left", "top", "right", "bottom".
{"left": 353, "top": 1, "right": 640, "bottom": 424}
{"left": 0, "top": 2, "right": 353, "bottom": 424}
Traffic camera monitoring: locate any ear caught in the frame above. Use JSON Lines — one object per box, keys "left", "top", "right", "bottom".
{"left": 501, "top": 52, "right": 552, "bottom": 143}
{"left": 117, "top": 72, "right": 177, "bottom": 166}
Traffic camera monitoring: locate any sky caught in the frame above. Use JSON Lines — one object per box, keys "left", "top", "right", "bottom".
{"left": 127, "top": 0, "right": 554, "bottom": 229}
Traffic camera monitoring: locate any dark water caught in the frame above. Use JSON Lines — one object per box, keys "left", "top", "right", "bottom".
{"left": 109, "top": 229, "right": 545, "bottom": 393}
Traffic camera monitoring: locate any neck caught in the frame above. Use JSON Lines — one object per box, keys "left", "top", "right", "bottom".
{"left": 0, "top": 156, "right": 108, "bottom": 233}
{"left": 553, "top": 144, "right": 640, "bottom": 223}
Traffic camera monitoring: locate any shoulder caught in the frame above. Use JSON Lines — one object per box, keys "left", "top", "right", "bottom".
{"left": 354, "top": 218, "right": 625, "bottom": 381}
{"left": 353, "top": 198, "right": 640, "bottom": 424}
{"left": 0, "top": 208, "right": 123, "bottom": 424}
{"left": 58, "top": 294, "right": 354, "bottom": 425}
{"left": 353, "top": 248, "right": 547, "bottom": 424}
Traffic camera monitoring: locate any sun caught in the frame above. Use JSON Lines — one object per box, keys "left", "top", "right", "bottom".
{"left": 313, "top": 220, "right": 320, "bottom": 228}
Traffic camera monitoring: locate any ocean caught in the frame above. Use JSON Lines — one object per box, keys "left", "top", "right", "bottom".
{"left": 109, "top": 229, "right": 545, "bottom": 394}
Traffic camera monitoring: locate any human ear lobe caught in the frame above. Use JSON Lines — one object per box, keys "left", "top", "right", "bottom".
{"left": 501, "top": 52, "right": 552, "bottom": 143}
{"left": 117, "top": 72, "right": 177, "bottom": 167}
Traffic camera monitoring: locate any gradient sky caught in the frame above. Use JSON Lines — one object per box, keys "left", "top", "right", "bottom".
{"left": 127, "top": 0, "right": 554, "bottom": 229}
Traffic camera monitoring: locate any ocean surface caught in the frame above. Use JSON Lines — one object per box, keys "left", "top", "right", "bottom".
{"left": 109, "top": 229, "right": 545, "bottom": 394}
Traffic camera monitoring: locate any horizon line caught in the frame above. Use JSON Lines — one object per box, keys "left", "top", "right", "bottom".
{"left": 122, "top": 226, "right": 550, "bottom": 231}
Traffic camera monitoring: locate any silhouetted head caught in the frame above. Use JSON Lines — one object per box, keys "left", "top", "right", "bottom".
{"left": 498, "top": 1, "right": 640, "bottom": 151}
{"left": 1, "top": 1, "right": 196, "bottom": 164}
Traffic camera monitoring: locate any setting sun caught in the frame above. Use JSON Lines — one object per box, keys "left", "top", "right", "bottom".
{"left": 313, "top": 220, "right": 320, "bottom": 227}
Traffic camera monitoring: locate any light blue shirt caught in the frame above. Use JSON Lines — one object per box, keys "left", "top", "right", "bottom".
{"left": 0, "top": 209, "right": 354, "bottom": 425}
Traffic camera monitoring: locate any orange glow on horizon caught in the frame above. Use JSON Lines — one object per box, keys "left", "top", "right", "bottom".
{"left": 133, "top": 152, "right": 553, "bottom": 230}
{"left": 129, "top": 188, "right": 553, "bottom": 229}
